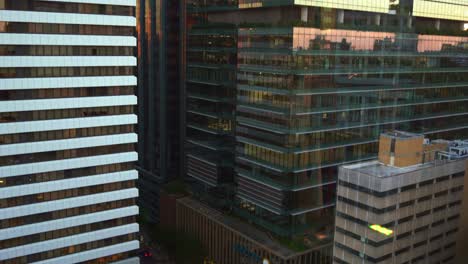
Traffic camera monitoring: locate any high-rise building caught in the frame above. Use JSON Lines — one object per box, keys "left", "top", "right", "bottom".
{"left": 183, "top": 0, "right": 468, "bottom": 255}
{"left": 334, "top": 131, "right": 467, "bottom": 263}
{"left": 137, "top": 0, "right": 182, "bottom": 223}
{"left": 0, "top": 1, "right": 139, "bottom": 263}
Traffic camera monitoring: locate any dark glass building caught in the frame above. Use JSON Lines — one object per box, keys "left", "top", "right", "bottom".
{"left": 184, "top": 0, "right": 468, "bottom": 255}
{"left": 137, "top": 0, "right": 182, "bottom": 223}
{"left": 0, "top": 0, "right": 139, "bottom": 263}
{"left": 182, "top": 0, "right": 239, "bottom": 208}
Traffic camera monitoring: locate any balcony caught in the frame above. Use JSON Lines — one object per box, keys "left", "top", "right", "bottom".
{"left": 238, "top": 81, "right": 468, "bottom": 96}
{"left": 237, "top": 134, "right": 377, "bottom": 154}
{"left": 188, "top": 63, "right": 236, "bottom": 70}
{"left": 187, "top": 138, "right": 233, "bottom": 152}
{"left": 187, "top": 108, "right": 234, "bottom": 120}
{"left": 187, "top": 153, "right": 234, "bottom": 187}
{"left": 237, "top": 153, "right": 376, "bottom": 173}
{"left": 239, "top": 47, "right": 468, "bottom": 58}
{"left": 236, "top": 168, "right": 336, "bottom": 191}
{"left": 237, "top": 176, "right": 285, "bottom": 211}
{"left": 187, "top": 92, "right": 234, "bottom": 103}
{"left": 187, "top": 122, "right": 232, "bottom": 135}
{"left": 237, "top": 96, "right": 468, "bottom": 116}
{"left": 188, "top": 47, "right": 236, "bottom": 53}
{"left": 237, "top": 109, "right": 468, "bottom": 134}
{"left": 239, "top": 64, "right": 468, "bottom": 76}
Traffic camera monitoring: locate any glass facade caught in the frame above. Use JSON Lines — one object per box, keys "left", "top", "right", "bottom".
{"left": 185, "top": 0, "right": 468, "bottom": 252}
{"left": 0, "top": 1, "right": 139, "bottom": 263}
{"left": 185, "top": 23, "right": 237, "bottom": 189}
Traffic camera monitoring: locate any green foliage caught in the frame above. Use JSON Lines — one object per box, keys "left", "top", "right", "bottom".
{"left": 150, "top": 225, "right": 207, "bottom": 264}
{"left": 137, "top": 207, "right": 150, "bottom": 225}
{"left": 163, "top": 180, "right": 188, "bottom": 195}
{"left": 277, "top": 237, "right": 309, "bottom": 252}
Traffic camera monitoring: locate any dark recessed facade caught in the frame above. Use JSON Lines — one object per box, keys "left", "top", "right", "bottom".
{"left": 137, "top": 0, "right": 182, "bottom": 223}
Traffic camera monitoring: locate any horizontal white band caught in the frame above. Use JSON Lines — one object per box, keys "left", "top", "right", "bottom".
{"left": 0, "top": 76, "right": 137, "bottom": 90}
{"left": 109, "top": 257, "right": 140, "bottom": 264}
{"left": 0, "top": 133, "right": 137, "bottom": 157}
{"left": 32, "top": 241, "right": 140, "bottom": 264}
{"left": 0, "top": 206, "right": 139, "bottom": 240}
{"left": 293, "top": 0, "right": 390, "bottom": 13}
{"left": 0, "top": 95, "right": 137, "bottom": 112}
{"left": 39, "top": 0, "right": 136, "bottom": 7}
{"left": 0, "top": 152, "right": 138, "bottom": 178}
{"left": 0, "top": 223, "right": 139, "bottom": 260}
{"left": 0, "top": 114, "right": 137, "bottom": 135}
{"left": 0, "top": 33, "right": 136, "bottom": 46}
{"left": 0, "top": 56, "right": 136, "bottom": 68}
{"left": 0, "top": 188, "right": 138, "bottom": 220}
{"left": 0, "top": 10, "right": 136, "bottom": 26}
{"left": 0, "top": 170, "right": 138, "bottom": 199}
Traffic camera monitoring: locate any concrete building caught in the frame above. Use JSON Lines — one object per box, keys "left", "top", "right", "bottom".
{"left": 0, "top": 0, "right": 139, "bottom": 263}
{"left": 333, "top": 131, "right": 467, "bottom": 264}
{"left": 456, "top": 166, "right": 468, "bottom": 263}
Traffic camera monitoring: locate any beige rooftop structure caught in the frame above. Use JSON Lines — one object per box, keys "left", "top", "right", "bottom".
{"left": 333, "top": 131, "right": 467, "bottom": 264}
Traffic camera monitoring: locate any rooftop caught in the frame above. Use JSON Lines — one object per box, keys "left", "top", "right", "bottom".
{"left": 343, "top": 160, "right": 434, "bottom": 178}
{"left": 340, "top": 151, "right": 467, "bottom": 192}
{"left": 439, "top": 140, "right": 468, "bottom": 160}
{"left": 343, "top": 136, "right": 467, "bottom": 179}
{"left": 177, "top": 197, "right": 331, "bottom": 259}
{"left": 381, "top": 130, "right": 422, "bottom": 139}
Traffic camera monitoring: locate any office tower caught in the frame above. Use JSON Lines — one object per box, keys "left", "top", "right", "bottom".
{"left": 137, "top": 0, "right": 182, "bottom": 223}
{"left": 0, "top": 1, "right": 139, "bottom": 263}
{"left": 184, "top": 0, "right": 468, "bottom": 256}
{"left": 185, "top": 0, "right": 468, "bottom": 260}
{"left": 334, "top": 132, "right": 467, "bottom": 264}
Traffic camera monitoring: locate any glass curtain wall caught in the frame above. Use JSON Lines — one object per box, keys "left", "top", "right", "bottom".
{"left": 185, "top": 0, "right": 468, "bottom": 249}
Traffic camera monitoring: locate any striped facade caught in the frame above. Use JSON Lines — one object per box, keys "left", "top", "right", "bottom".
{"left": 0, "top": 0, "right": 139, "bottom": 263}
{"left": 176, "top": 197, "right": 332, "bottom": 264}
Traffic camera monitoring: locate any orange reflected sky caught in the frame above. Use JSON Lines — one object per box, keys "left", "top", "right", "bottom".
{"left": 292, "top": 27, "right": 468, "bottom": 52}
{"left": 417, "top": 34, "right": 468, "bottom": 52}
{"left": 293, "top": 28, "right": 395, "bottom": 51}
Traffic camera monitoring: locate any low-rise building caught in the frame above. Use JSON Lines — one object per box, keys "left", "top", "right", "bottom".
{"left": 175, "top": 197, "right": 332, "bottom": 264}
{"left": 333, "top": 131, "right": 467, "bottom": 264}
